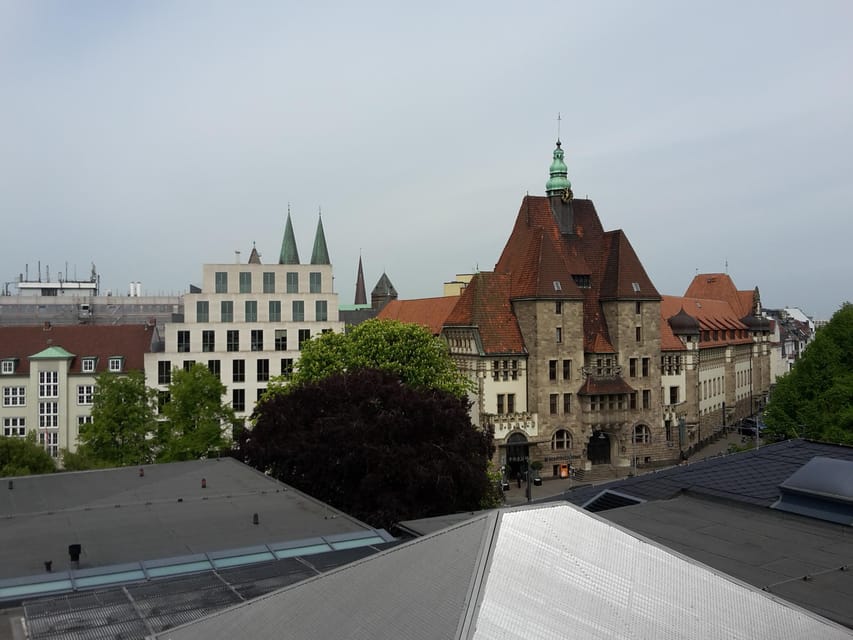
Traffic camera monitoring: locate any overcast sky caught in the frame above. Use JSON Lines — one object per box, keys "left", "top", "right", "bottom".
{"left": 2, "top": 1, "right": 851, "bottom": 320}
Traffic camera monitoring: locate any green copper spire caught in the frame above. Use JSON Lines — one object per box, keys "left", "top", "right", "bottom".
{"left": 545, "top": 140, "right": 572, "bottom": 195}
{"left": 310, "top": 213, "right": 330, "bottom": 265}
{"left": 279, "top": 208, "right": 300, "bottom": 265}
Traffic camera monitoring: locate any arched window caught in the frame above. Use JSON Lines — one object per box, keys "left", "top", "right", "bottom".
{"left": 633, "top": 424, "right": 651, "bottom": 444}
{"left": 551, "top": 429, "right": 572, "bottom": 450}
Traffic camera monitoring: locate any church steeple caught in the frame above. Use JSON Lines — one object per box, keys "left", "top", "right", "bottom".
{"left": 354, "top": 255, "right": 367, "bottom": 305}
{"left": 279, "top": 207, "right": 300, "bottom": 265}
{"left": 545, "top": 140, "right": 572, "bottom": 197}
{"left": 310, "top": 212, "right": 330, "bottom": 265}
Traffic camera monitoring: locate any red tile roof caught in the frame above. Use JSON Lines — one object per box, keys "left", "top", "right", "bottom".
{"left": 444, "top": 273, "right": 525, "bottom": 354}
{"left": 684, "top": 273, "right": 757, "bottom": 319}
{"left": 0, "top": 324, "right": 157, "bottom": 375}
{"left": 661, "top": 295, "right": 752, "bottom": 348}
{"left": 377, "top": 297, "right": 459, "bottom": 336}
{"left": 577, "top": 376, "right": 637, "bottom": 396}
{"left": 494, "top": 196, "right": 659, "bottom": 352}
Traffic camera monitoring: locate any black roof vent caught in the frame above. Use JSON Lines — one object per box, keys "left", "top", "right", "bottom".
{"left": 771, "top": 457, "right": 853, "bottom": 526}
{"left": 581, "top": 489, "right": 645, "bottom": 513}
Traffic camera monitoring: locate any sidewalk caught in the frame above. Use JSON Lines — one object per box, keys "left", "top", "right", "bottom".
{"left": 500, "top": 430, "right": 753, "bottom": 507}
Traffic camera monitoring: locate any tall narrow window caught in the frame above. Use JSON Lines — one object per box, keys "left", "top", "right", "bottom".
{"left": 269, "top": 300, "right": 281, "bottom": 322}
{"left": 562, "top": 359, "right": 572, "bottom": 380}
{"left": 202, "top": 330, "right": 215, "bottom": 352}
{"left": 245, "top": 300, "right": 258, "bottom": 322}
{"left": 497, "top": 394, "right": 505, "bottom": 415}
{"left": 563, "top": 393, "right": 571, "bottom": 413}
{"left": 315, "top": 300, "right": 328, "bottom": 322}
{"left": 642, "top": 357, "right": 650, "bottom": 377}
{"left": 281, "top": 358, "right": 294, "bottom": 377}
{"left": 262, "top": 272, "right": 275, "bottom": 293}
{"left": 239, "top": 272, "right": 252, "bottom": 293}
{"left": 251, "top": 329, "right": 263, "bottom": 351}
{"left": 214, "top": 272, "right": 228, "bottom": 293}
{"left": 232, "top": 359, "right": 245, "bottom": 383}
{"left": 309, "top": 272, "right": 322, "bottom": 293}
{"left": 275, "top": 329, "right": 287, "bottom": 351}
{"left": 221, "top": 301, "right": 234, "bottom": 323}
{"left": 549, "top": 394, "right": 558, "bottom": 414}
{"left": 286, "top": 272, "right": 298, "bottom": 293}
{"left": 158, "top": 361, "right": 171, "bottom": 385}
{"left": 298, "top": 329, "right": 311, "bottom": 349}
{"left": 556, "top": 327, "right": 562, "bottom": 343}
{"left": 642, "top": 389, "right": 651, "bottom": 409}
{"left": 292, "top": 301, "right": 305, "bottom": 322}
{"left": 629, "top": 358, "right": 637, "bottom": 377}
{"left": 635, "top": 326, "right": 642, "bottom": 342}
{"left": 549, "top": 360, "right": 557, "bottom": 381}
{"left": 207, "top": 360, "right": 220, "bottom": 378}
{"left": 507, "top": 393, "right": 515, "bottom": 413}
{"left": 555, "top": 301, "right": 562, "bottom": 314}
{"left": 257, "top": 359, "right": 270, "bottom": 382}
{"left": 196, "top": 300, "right": 209, "bottom": 322}
{"left": 232, "top": 389, "right": 245, "bottom": 412}
{"left": 177, "top": 330, "right": 190, "bottom": 353}
{"left": 227, "top": 330, "right": 239, "bottom": 352}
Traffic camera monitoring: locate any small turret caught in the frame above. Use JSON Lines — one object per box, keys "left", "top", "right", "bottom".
{"left": 279, "top": 208, "right": 300, "bottom": 265}
{"left": 311, "top": 214, "right": 330, "bottom": 265}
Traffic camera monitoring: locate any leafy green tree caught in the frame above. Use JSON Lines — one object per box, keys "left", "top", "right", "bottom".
{"left": 764, "top": 302, "right": 853, "bottom": 444}
{"left": 78, "top": 371, "right": 159, "bottom": 466}
{"left": 278, "top": 318, "right": 472, "bottom": 398}
{"left": 242, "top": 368, "right": 496, "bottom": 529}
{"left": 159, "top": 363, "right": 235, "bottom": 461}
{"left": 0, "top": 433, "right": 55, "bottom": 476}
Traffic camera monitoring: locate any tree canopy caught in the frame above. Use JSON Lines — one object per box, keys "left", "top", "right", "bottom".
{"left": 159, "top": 363, "right": 235, "bottom": 461}
{"left": 242, "top": 368, "right": 497, "bottom": 529}
{"left": 0, "top": 433, "right": 55, "bottom": 477}
{"left": 764, "top": 302, "right": 853, "bottom": 444}
{"left": 282, "top": 319, "right": 472, "bottom": 398}
{"left": 77, "top": 370, "right": 159, "bottom": 466}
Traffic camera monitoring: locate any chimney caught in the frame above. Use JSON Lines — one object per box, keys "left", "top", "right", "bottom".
{"left": 43, "top": 321, "right": 51, "bottom": 331}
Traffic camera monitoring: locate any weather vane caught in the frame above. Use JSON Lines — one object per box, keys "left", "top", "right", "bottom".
{"left": 557, "top": 112, "right": 562, "bottom": 141}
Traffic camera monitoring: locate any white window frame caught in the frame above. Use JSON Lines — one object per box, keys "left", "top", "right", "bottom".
{"left": 39, "top": 401, "right": 58, "bottom": 428}
{"left": 77, "top": 384, "right": 95, "bottom": 405}
{"left": 3, "top": 417, "right": 25, "bottom": 437}
{"left": 3, "top": 386, "right": 25, "bottom": 407}
{"left": 1, "top": 360, "right": 14, "bottom": 375}
{"left": 39, "top": 430, "right": 59, "bottom": 458}
{"left": 82, "top": 358, "right": 96, "bottom": 373}
{"left": 109, "top": 357, "right": 123, "bottom": 372}
{"left": 78, "top": 415, "right": 93, "bottom": 426}
{"left": 39, "top": 371, "right": 59, "bottom": 398}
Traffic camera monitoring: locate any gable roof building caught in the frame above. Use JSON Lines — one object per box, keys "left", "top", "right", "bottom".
{"left": 0, "top": 323, "right": 159, "bottom": 458}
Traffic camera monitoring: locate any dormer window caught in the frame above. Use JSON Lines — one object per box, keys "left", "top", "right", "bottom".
{"left": 108, "top": 357, "right": 124, "bottom": 373}
{"left": 82, "top": 358, "right": 96, "bottom": 373}
{"left": 572, "top": 275, "right": 590, "bottom": 289}
{"left": 1, "top": 359, "right": 14, "bottom": 375}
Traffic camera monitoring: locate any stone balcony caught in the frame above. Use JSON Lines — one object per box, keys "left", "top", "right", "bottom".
{"left": 485, "top": 412, "right": 538, "bottom": 439}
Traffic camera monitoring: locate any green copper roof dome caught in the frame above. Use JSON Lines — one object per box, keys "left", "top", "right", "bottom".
{"left": 545, "top": 140, "right": 571, "bottom": 195}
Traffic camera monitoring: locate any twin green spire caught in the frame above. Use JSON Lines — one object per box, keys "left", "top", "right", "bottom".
{"left": 545, "top": 140, "right": 571, "bottom": 195}
{"left": 278, "top": 209, "right": 330, "bottom": 265}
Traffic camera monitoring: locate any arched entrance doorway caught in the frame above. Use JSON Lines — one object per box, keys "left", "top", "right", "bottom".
{"left": 587, "top": 431, "right": 611, "bottom": 465}
{"left": 505, "top": 432, "right": 529, "bottom": 479}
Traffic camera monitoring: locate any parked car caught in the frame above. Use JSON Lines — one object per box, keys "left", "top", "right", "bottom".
{"left": 738, "top": 417, "right": 765, "bottom": 438}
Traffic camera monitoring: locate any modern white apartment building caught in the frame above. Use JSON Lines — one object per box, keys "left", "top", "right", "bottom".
{"left": 144, "top": 214, "right": 344, "bottom": 425}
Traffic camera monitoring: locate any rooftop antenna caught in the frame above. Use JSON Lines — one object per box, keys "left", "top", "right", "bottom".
{"left": 725, "top": 258, "right": 729, "bottom": 274}
{"left": 557, "top": 111, "right": 562, "bottom": 142}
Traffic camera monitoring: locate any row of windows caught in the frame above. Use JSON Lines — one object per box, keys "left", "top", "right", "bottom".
{"left": 544, "top": 424, "right": 651, "bottom": 451}
{"left": 586, "top": 391, "right": 652, "bottom": 411}
{"left": 3, "top": 417, "right": 25, "bottom": 437}
{"left": 3, "top": 385, "right": 98, "bottom": 406}
{"left": 548, "top": 359, "right": 573, "bottom": 381}
{"left": 196, "top": 300, "right": 328, "bottom": 323}
{"left": 492, "top": 360, "right": 520, "bottom": 381}
{"left": 702, "top": 329, "right": 750, "bottom": 342}
{"left": 549, "top": 393, "right": 573, "bottom": 414}
{"left": 2, "top": 359, "right": 111, "bottom": 376}
{"left": 177, "top": 328, "right": 316, "bottom": 354}
{"left": 661, "top": 355, "right": 683, "bottom": 376}
{"left": 214, "top": 271, "right": 324, "bottom": 295}
{"left": 158, "top": 358, "right": 295, "bottom": 386}
{"left": 701, "top": 376, "right": 727, "bottom": 401}
{"left": 628, "top": 357, "right": 651, "bottom": 378}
